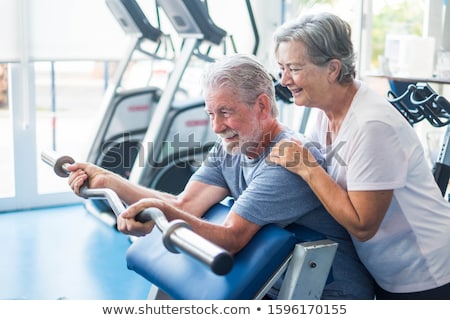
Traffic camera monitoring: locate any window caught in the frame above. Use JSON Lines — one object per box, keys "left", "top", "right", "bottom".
{"left": 0, "top": 64, "right": 14, "bottom": 198}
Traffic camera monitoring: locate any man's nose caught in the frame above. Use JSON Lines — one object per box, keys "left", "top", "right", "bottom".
{"left": 211, "top": 116, "right": 225, "bottom": 134}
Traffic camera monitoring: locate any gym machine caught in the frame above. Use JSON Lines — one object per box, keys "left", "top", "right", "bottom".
{"left": 127, "top": 0, "right": 228, "bottom": 189}
{"left": 88, "top": 0, "right": 169, "bottom": 179}
{"left": 85, "top": 0, "right": 223, "bottom": 225}
{"left": 387, "top": 82, "right": 450, "bottom": 199}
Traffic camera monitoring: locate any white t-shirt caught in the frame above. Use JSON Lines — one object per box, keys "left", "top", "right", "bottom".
{"left": 308, "top": 81, "right": 450, "bottom": 293}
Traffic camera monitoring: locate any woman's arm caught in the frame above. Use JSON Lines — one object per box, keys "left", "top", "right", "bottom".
{"left": 269, "top": 139, "right": 392, "bottom": 241}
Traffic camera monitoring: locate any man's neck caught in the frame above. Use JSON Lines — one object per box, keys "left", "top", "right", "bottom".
{"left": 245, "top": 119, "right": 282, "bottom": 159}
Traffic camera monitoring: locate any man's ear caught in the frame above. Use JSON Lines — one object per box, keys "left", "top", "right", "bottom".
{"left": 256, "top": 93, "right": 271, "bottom": 118}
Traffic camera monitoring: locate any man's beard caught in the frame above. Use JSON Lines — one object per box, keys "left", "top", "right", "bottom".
{"left": 223, "top": 140, "right": 240, "bottom": 155}
{"left": 220, "top": 129, "right": 261, "bottom": 157}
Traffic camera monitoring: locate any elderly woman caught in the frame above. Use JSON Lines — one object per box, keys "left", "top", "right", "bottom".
{"left": 269, "top": 12, "right": 450, "bottom": 299}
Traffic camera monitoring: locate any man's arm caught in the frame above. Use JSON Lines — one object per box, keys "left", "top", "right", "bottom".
{"left": 66, "top": 162, "right": 179, "bottom": 205}
{"left": 68, "top": 162, "right": 262, "bottom": 254}
{"left": 118, "top": 179, "right": 261, "bottom": 254}
{"left": 67, "top": 160, "right": 231, "bottom": 208}
{"left": 119, "top": 196, "right": 261, "bottom": 255}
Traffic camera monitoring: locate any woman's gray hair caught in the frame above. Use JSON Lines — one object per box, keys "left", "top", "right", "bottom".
{"left": 202, "top": 54, "right": 279, "bottom": 118}
{"left": 273, "top": 12, "right": 356, "bottom": 84}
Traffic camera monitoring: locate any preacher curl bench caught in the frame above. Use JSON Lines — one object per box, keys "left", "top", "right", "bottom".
{"left": 127, "top": 202, "right": 338, "bottom": 300}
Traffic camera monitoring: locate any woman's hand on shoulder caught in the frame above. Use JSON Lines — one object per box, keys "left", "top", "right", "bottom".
{"left": 268, "top": 138, "right": 319, "bottom": 180}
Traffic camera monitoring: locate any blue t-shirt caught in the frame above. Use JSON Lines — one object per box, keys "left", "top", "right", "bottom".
{"left": 189, "top": 127, "right": 374, "bottom": 299}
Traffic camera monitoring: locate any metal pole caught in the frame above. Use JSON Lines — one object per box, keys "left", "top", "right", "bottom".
{"left": 51, "top": 61, "right": 56, "bottom": 150}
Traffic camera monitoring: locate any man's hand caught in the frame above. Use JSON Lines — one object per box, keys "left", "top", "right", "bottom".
{"left": 66, "top": 162, "right": 111, "bottom": 196}
{"left": 117, "top": 198, "right": 160, "bottom": 236}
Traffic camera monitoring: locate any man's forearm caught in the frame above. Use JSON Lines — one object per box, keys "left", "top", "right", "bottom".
{"left": 105, "top": 172, "right": 177, "bottom": 205}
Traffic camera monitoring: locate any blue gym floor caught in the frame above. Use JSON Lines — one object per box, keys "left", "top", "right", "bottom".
{"left": 0, "top": 203, "right": 151, "bottom": 300}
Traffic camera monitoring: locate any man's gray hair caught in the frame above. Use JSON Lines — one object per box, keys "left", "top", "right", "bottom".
{"left": 202, "top": 54, "right": 279, "bottom": 117}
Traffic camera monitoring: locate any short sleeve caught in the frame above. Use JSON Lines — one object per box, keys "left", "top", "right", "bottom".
{"left": 232, "top": 161, "right": 322, "bottom": 226}
{"left": 347, "top": 121, "right": 408, "bottom": 191}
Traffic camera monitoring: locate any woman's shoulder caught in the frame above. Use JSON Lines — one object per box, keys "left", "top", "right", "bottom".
{"left": 351, "top": 81, "right": 406, "bottom": 126}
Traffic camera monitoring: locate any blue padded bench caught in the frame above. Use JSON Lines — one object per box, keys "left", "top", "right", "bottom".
{"left": 126, "top": 202, "right": 332, "bottom": 299}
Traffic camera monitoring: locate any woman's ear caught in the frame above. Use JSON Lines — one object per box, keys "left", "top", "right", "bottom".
{"left": 328, "top": 59, "right": 341, "bottom": 81}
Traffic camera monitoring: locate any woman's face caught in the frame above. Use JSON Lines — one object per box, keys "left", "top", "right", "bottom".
{"left": 276, "top": 40, "right": 330, "bottom": 108}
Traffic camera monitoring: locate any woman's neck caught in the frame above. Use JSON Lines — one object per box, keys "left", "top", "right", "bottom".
{"left": 325, "top": 81, "right": 359, "bottom": 143}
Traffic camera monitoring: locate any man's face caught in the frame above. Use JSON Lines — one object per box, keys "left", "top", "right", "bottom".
{"left": 205, "top": 87, "right": 263, "bottom": 157}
